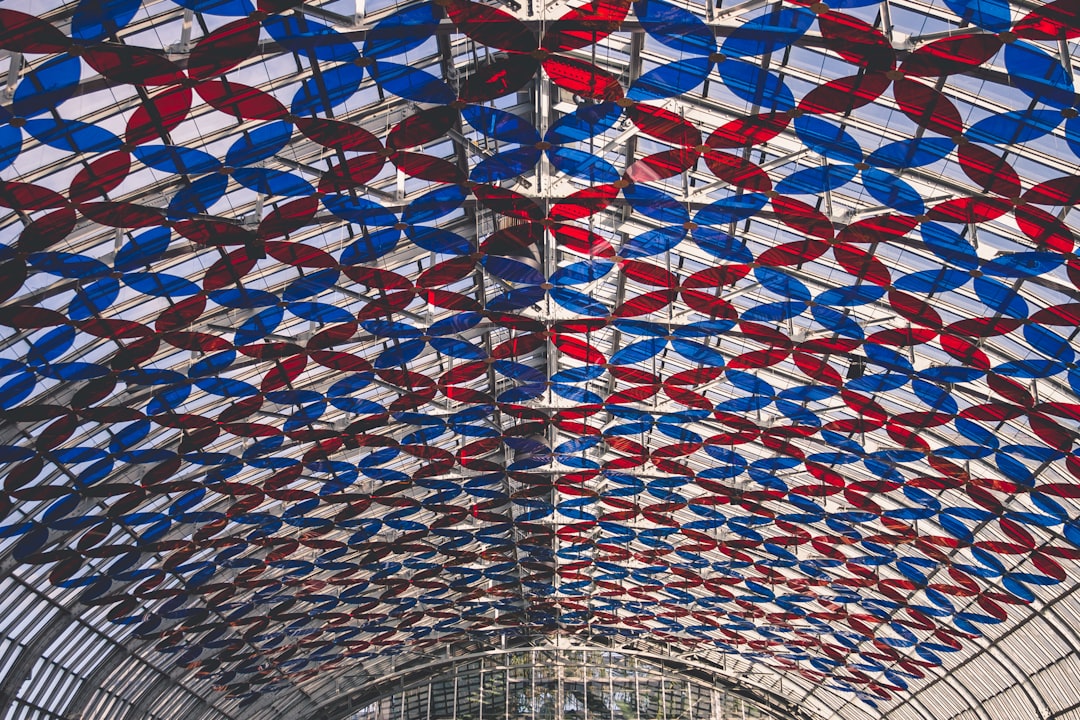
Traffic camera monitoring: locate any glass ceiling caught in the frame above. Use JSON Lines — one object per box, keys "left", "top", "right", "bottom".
{"left": 0, "top": 0, "right": 1079, "bottom": 719}
{"left": 332, "top": 647, "right": 802, "bottom": 720}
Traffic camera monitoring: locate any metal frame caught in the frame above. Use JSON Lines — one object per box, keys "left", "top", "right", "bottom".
{"left": 0, "top": 1, "right": 1079, "bottom": 720}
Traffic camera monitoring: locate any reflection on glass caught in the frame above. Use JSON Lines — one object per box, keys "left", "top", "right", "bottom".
{"left": 346, "top": 650, "right": 784, "bottom": 720}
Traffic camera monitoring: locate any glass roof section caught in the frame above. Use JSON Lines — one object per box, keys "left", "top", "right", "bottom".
{"left": 329, "top": 647, "right": 807, "bottom": 720}
{"left": 1, "top": 0, "right": 1080, "bottom": 719}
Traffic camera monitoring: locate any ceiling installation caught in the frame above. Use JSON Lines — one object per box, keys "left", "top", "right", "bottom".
{"left": 1, "top": 0, "right": 1080, "bottom": 719}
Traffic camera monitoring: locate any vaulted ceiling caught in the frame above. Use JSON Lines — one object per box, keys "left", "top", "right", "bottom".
{"left": 1, "top": 1, "right": 1080, "bottom": 719}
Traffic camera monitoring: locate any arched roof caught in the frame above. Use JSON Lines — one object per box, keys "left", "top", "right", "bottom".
{"left": 1, "top": 0, "right": 1080, "bottom": 719}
